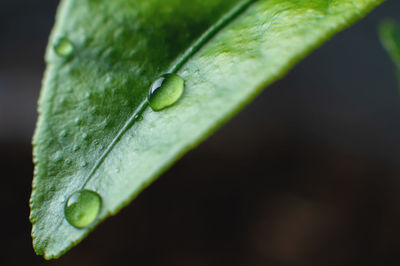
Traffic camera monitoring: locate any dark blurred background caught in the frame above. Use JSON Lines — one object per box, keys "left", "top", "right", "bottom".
{"left": 2, "top": 0, "right": 400, "bottom": 265}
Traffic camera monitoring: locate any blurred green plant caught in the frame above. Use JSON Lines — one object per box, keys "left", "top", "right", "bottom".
{"left": 379, "top": 19, "right": 400, "bottom": 87}
{"left": 30, "top": 0, "right": 383, "bottom": 259}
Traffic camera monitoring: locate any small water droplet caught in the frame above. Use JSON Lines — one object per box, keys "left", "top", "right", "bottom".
{"left": 82, "top": 133, "right": 88, "bottom": 140}
{"left": 54, "top": 37, "right": 75, "bottom": 57}
{"left": 135, "top": 114, "right": 143, "bottom": 121}
{"left": 72, "top": 145, "right": 79, "bottom": 152}
{"left": 148, "top": 73, "right": 185, "bottom": 111}
{"left": 64, "top": 190, "right": 102, "bottom": 229}
{"left": 75, "top": 117, "right": 82, "bottom": 125}
{"left": 59, "top": 97, "right": 66, "bottom": 104}
{"left": 85, "top": 92, "right": 92, "bottom": 99}
{"left": 80, "top": 161, "right": 88, "bottom": 167}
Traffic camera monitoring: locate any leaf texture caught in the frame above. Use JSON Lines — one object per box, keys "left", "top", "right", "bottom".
{"left": 31, "top": 0, "right": 383, "bottom": 259}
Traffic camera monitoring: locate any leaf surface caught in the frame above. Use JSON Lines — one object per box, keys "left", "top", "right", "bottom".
{"left": 31, "top": 0, "right": 383, "bottom": 259}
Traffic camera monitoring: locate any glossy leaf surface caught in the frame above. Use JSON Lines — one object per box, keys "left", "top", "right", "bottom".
{"left": 31, "top": 0, "right": 383, "bottom": 259}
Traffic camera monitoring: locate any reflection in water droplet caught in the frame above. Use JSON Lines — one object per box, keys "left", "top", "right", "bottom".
{"left": 148, "top": 73, "right": 185, "bottom": 111}
{"left": 54, "top": 37, "right": 75, "bottom": 57}
{"left": 64, "top": 190, "right": 102, "bottom": 229}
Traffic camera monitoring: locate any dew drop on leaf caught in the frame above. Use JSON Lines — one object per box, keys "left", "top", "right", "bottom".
{"left": 64, "top": 190, "right": 102, "bottom": 229}
{"left": 148, "top": 73, "right": 185, "bottom": 111}
{"left": 54, "top": 37, "right": 75, "bottom": 57}
{"left": 134, "top": 114, "right": 143, "bottom": 121}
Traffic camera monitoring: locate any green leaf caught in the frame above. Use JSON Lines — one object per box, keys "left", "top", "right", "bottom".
{"left": 379, "top": 19, "right": 400, "bottom": 87}
{"left": 379, "top": 19, "right": 400, "bottom": 68}
{"left": 31, "top": 0, "right": 383, "bottom": 259}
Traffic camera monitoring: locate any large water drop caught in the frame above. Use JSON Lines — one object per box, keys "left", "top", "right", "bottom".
{"left": 64, "top": 190, "right": 102, "bottom": 229}
{"left": 148, "top": 73, "right": 185, "bottom": 111}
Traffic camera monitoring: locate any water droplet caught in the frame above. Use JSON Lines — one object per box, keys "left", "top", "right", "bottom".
{"left": 64, "top": 190, "right": 102, "bottom": 229}
{"left": 80, "top": 161, "right": 88, "bottom": 167}
{"left": 54, "top": 37, "right": 75, "bottom": 57}
{"left": 148, "top": 73, "right": 185, "bottom": 111}
{"left": 135, "top": 114, "right": 143, "bottom": 121}
{"left": 85, "top": 92, "right": 92, "bottom": 99}
{"left": 83, "top": 133, "right": 88, "bottom": 140}
{"left": 59, "top": 97, "right": 66, "bottom": 104}
{"left": 72, "top": 145, "right": 79, "bottom": 152}
{"left": 75, "top": 117, "right": 82, "bottom": 125}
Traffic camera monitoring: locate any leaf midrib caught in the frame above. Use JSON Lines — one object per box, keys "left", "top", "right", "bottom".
{"left": 80, "top": 0, "right": 256, "bottom": 188}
